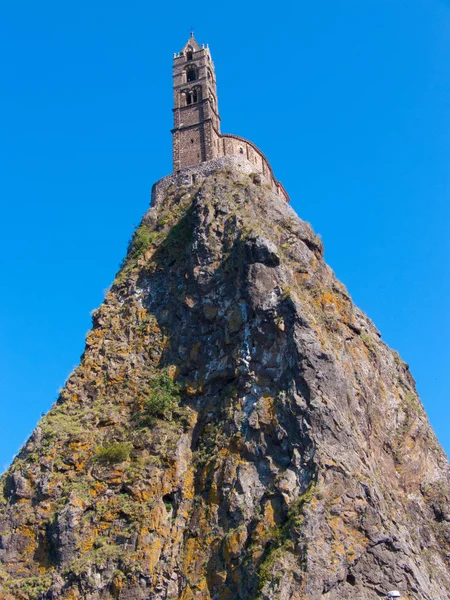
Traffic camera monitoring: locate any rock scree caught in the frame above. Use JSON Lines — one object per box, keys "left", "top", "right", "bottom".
{"left": 0, "top": 168, "right": 449, "bottom": 599}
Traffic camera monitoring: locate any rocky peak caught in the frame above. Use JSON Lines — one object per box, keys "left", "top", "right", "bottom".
{"left": 0, "top": 167, "right": 449, "bottom": 599}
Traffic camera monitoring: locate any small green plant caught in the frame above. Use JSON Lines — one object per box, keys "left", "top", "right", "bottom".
{"left": 143, "top": 371, "right": 180, "bottom": 422}
{"left": 129, "top": 223, "right": 152, "bottom": 259}
{"left": 93, "top": 442, "right": 131, "bottom": 464}
{"left": 281, "top": 286, "right": 292, "bottom": 301}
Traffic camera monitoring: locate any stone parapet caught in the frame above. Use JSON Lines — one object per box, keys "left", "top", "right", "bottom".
{"left": 151, "top": 155, "right": 290, "bottom": 207}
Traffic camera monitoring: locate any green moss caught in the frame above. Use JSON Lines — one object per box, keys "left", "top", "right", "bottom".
{"left": 257, "top": 540, "right": 293, "bottom": 590}
{"left": 63, "top": 543, "right": 138, "bottom": 578}
{"left": 4, "top": 571, "right": 54, "bottom": 600}
{"left": 129, "top": 223, "right": 153, "bottom": 259}
{"left": 40, "top": 410, "right": 87, "bottom": 441}
{"left": 253, "top": 483, "right": 317, "bottom": 596}
{"left": 93, "top": 442, "right": 132, "bottom": 464}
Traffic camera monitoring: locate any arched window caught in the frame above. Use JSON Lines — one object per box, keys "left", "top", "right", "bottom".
{"left": 184, "top": 89, "right": 199, "bottom": 105}
{"left": 187, "top": 68, "right": 197, "bottom": 82}
{"left": 239, "top": 147, "right": 244, "bottom": 154}
{"left": 186, "top": 47, "right": 193, "bottom": 61}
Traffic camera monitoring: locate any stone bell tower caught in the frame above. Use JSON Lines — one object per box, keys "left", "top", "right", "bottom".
{"left": 172, "top": 33, "right": 221, "bottom": 171}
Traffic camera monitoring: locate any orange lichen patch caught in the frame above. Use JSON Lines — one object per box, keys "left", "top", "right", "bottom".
{"left": 142, "top": 538, "right": 163, "bottom": 575}
{"left": 183, "top": 537, "right": 207, "bottom": 581}
{"left": 17, "top": 525, "right": 37, "bottom": 549}
{"left": 193, "top": 577, "right": 209, "bottom": 593}
{"left": 179, "top": 586, "right": 196, "bottom": 600}
{"left": 185, "top": 382, "right": 203, "bottom": 396}
{"left": 316, "top": 290, "right": 351, "bottom": 323}
{"left": 96, "top": 521, "right": 111, "bottom": 534}
{"left": 126, "top": 485, "right": 153, "bottom": 502}
{"left": 294, "top": 272, "right": 310, "bottom": 285}
{"left": 79, "top": 529, "right": 98, "bottom": 553}
{"left": 150, "top": 504, "right": 171, "bottom": 537}
{"left": 111, "top": 575, "right": 126, "bottom": 595}
{"left": 115, "top": 347, "right": 130, "bottom": 356}
{"left": 256, "top": 394, "right": 276, "bottom": 429}
{"left": 69, "top": 496, "right": 87, "bottom": 511}
{"left": 107, "top": 370, "right": 128, "bottom": 385}
{"left": 182, "top": 467, "right": 195, "bottom": 501}
{"left": 222, "top": 526, "right": 247, "bottom": 562}
{"left": 166, "top": 364, "right": 179, "bottom": 381}
{"left": 36, "top": 502, "right": 52, "bottom": 517}
{"left": 137, "top": 307, "right": 149, "bottom": 321}
{"left": 328, "top": 515, "right": 368, "bottom": 562}
{"left": 85, "top": 328, "right": 105, "bottom": 347}
{"left": 90, "top": 481, "right": 107, "bottom": 497}
{"left": 263, "top": 499, "right": 278, "bottom": 527}
{"left": 250, "top": 499, "right": 281, "bottom": 552}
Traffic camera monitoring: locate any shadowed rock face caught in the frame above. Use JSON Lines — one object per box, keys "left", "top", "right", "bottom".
{"left": 0, "top": 169, "right": 449, "bottom": 600}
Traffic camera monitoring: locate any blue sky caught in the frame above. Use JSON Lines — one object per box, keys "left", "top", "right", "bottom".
{"left": 1, "top": 0, "right": 449, "bottom": 470}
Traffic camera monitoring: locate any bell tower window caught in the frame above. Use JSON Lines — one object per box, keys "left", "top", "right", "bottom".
{"left": 185, "top": 88, "right": 199, "bottom": 105}
{"left": 187, "top": 68, "right": 197, "bottom": 82}
{"left": 186, "top": 51, "right": 193, "bottom": 61}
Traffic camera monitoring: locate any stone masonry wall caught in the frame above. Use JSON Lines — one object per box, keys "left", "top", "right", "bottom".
{"left": 151, "top": 155, "right": 290, "bottom": 208}
{"left": 218, "top": 134, "right": 288, "bottom": 200}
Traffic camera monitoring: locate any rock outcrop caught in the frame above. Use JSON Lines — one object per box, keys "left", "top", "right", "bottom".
{"left": 0, "top": 168, "right": 449, "bottom": 599}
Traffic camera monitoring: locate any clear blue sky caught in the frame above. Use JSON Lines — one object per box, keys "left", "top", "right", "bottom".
{"left": 1, "top": 0, "right": 449, "bottom": 470}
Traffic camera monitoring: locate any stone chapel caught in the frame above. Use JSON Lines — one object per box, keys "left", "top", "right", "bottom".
{"left": 155, "top": 33, "right": 289, "bottom": 204}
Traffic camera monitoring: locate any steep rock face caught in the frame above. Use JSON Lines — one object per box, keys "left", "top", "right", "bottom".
{"left": 0, "top": 169, "right": 449, "bottom": 600}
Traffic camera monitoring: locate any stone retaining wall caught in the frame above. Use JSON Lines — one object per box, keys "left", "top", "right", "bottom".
{"left": 151, "top": 155, "right": 289, "bottom": 208}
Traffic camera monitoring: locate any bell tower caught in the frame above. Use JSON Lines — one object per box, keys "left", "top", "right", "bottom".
{"left": 172, "top": 34, "right": 221, "bottom": 171}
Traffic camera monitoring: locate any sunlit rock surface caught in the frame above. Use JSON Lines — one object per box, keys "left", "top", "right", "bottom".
{"left": 0, "top": 169, "right": 449, "bottom": 599}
